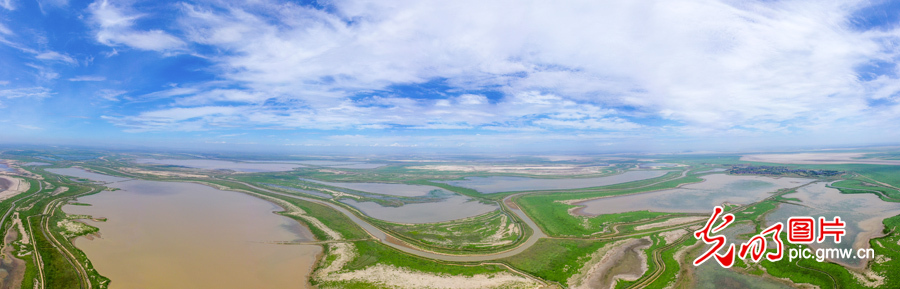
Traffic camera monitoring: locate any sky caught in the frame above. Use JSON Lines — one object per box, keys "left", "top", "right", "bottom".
{"left": 2, "top": 0, "right": 900, "bottom": 154}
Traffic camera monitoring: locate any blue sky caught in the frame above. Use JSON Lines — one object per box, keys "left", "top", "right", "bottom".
{"left": 1, "top": 0, "right": 900, "bottom": 153}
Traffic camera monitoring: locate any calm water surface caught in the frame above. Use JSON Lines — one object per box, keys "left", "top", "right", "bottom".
{"left": 576, "top": 174, "right": 814, "bottom": 215}
{"left": 765, "top": 182, "right": 900, "bottom": 267}
{"left": 54, "top": 168, "right": 321, "bottom": 288}
{"left": 135, "top": 159, "right": 306, "bottom": 172}
{"left": 300, "top": 179, "right": 445, "bottom": 197}
{"left": 438, "top": 170, "right": 669, "bottom": 194}
{"left": 46, "top": 168, "right": 130, "bottom": 183}
{"left": 341, "top": 195, "right": 498, "bottom": 223}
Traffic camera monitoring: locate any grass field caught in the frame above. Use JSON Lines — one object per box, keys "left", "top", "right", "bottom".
{"left": 831, "top": 179, "right": 900, "bottom": 202}
{"left": 370, "top": 210, "right": 522, "bottom": 253}
{"left": 500, "top": 238, "right": 610, "bottom": 285}
{"left": 516, "top": 174, "right": 703, "bottom": 237}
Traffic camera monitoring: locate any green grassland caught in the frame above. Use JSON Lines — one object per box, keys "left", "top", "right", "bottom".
{"left": 500, "top": 238, "right": 610, "bottom": 285}
{"left": 516, "top": 174, "right": 703, "bottom": 237}
{"left": 369, "top": 210, "right": 522, "bottom": 253}
{"left": 830, "top": 179, "right": 900, "bottom": 202}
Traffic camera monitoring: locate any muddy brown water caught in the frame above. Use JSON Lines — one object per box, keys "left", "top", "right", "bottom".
{"left": 53, "top": 169, "right": 321, "bottom": 289}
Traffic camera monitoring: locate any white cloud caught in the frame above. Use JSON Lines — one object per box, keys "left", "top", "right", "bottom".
{"left": 533, "top": 118, "right": 642, "bottom": 131}
{"left": 16, "top": 124, "right": 42, "bottom": 130}
{"left": 96, "top": 89, "right": 125, "bottom": 101}
{"left": 0, "top": 22, "right": 11, "bottom": 35}
{"left": 88, "top": 0, "right": 185, "bottom": 52}
{"left": 68, "top": 75, "right": 106, "bottom": 82}
{"left": 98, "top": 0, "right": 900, "bottom": 145}
{"left": 0, "top": 87, "right": 52, "bottom": 99}
{"left": 0, "top": 0, "right": 13, "bottom": 10}
{"left": 35, "top": 51, "right": 77, "bottom": 64}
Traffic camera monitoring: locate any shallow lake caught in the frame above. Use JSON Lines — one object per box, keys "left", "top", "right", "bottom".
{"left": 46, "top": 168, "right": 130, "bottom": 183}
{"left": 575, "top": 174, "right": 814, "bottom": 215}
{"left": 765, "top": 182, "right": 900, "bottom": 267}
{"left": 134, "top": 159, "right": 306, "bottom": 172}
{"left": 300, "top": 179, "right": 445, "bottom": 197}
{"left": 341, "top": 194, "right": 498, "bottom": 223}
{"left": 292, "top": 161, "right": 386, "bottom": 169}
{"left": 54, "top": 168, "right": 321, "bottom": 288}
{"left": 437, "top": 170, "right": 669, "bottom": 194}
{"left": 0, "top": 164, "right": 13, "bottom": 172}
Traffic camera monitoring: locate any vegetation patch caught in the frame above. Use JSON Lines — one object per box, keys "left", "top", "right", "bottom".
{"left": 501, "top": 238, "right": 609, "bottom": 284}
{"left": 371, "top": 210, "right": 521, "bottom": 253}
{"left": 516, "top": 174, "right": 701, "bottom": 237}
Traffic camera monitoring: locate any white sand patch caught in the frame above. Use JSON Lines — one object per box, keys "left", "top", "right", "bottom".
{"left": 56, "top": 219, "right": 94, "bottom": 237}
{"left": 874, "top": 253, "right": 890, "bottom": 264}
{"left": 50, "top": 186, "right": 68, "bottom": 196}
{"left": 635, "top": 217, "right": 707, "bottom": 231}
{"left": 741, "top": 153, "right": 900, "bottom": 165}
{"left": 477, "top": 214, "right": 517, "bottom": 246}
{"left": 0, "top": 176, "right": 29, "bottom": 201}
{"left": 659, "top": 229, "right": 688, "bottom": 245}
{"left": 120, "top": 167, "right": 209, "bottom": 179}
{"left": 850, "top": 269, "right": 885, "bottom": 288}
{"left": 328, "top": 264, "right": 538, "bottom": 289}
